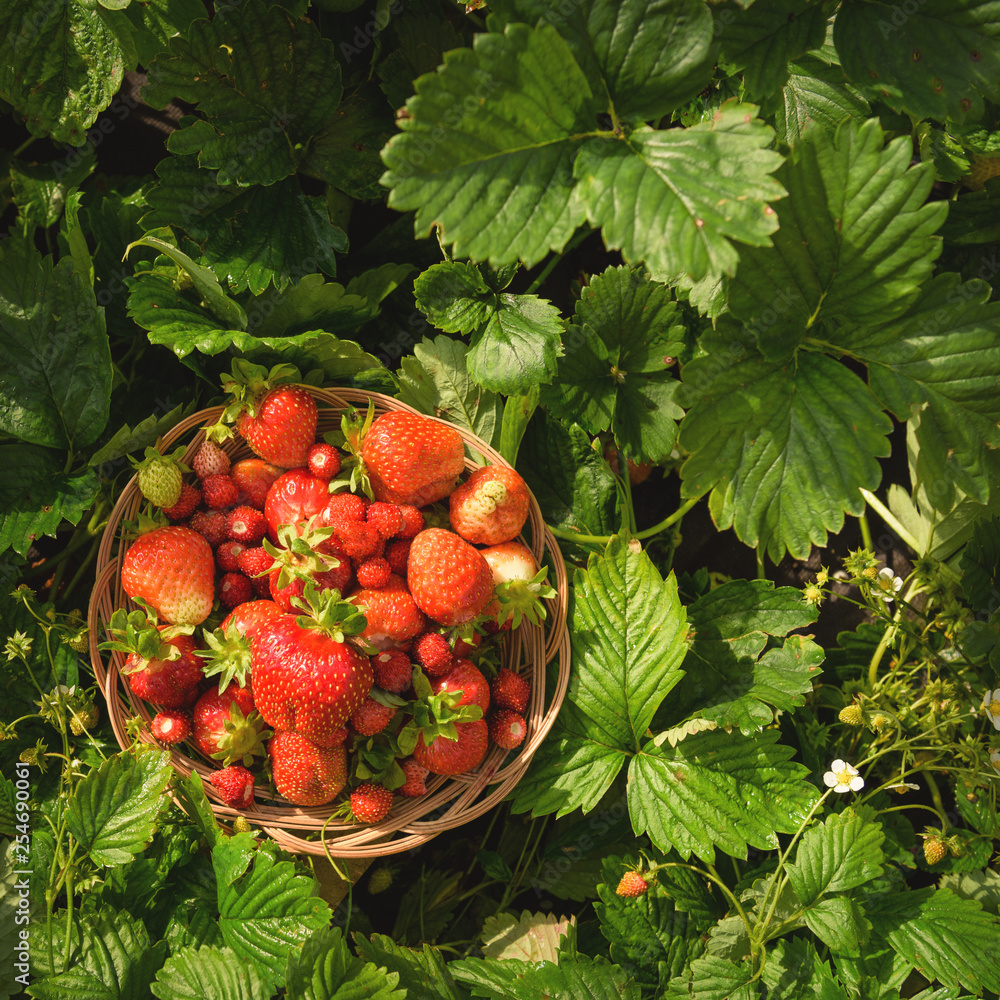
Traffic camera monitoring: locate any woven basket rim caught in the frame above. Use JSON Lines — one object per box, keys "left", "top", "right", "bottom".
{"left": 88, "top": 386, "right": 571, "bottom": 857}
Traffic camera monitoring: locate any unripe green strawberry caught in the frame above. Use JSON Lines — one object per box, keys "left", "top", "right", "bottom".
{"left": 132, "top": 446, "right": 189, "bottom": 509}
{"left": 838, "top": 704, "right": 864, "bottom": 726}
{"left": 615, "top": 871, "right": 649, "bottom": 897}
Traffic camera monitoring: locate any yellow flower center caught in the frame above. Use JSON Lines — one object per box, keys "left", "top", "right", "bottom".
{"left": 990, "top": 698, "right": 1000, "bottom": 717}
{"left": 836, "top": 768, "right": 853, "bottom": 785}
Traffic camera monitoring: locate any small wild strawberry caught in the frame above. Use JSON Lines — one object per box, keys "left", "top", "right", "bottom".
{"left": 489, "top": 709, "right": 527, "bottom": 750}
{"left": 192, "top": 440, "right": 231, "bottom": 480}
{"left": 350, "top": 782, "right": 394, "bottom": 823}
{"left": 307, "top": 443, "right": 342, "bottom": 480}
{"left": 202, "top": 473, "right": 239, "bottom": 509}
{"left": 218, "top": 572, "right": 253, "bottom": 609}
{"left": 922, "top": 836, "right": 948, "bottom": 865}
{"left": 491, "top": 667, "right": 531, "bottom": 714}
{"left": 413, "top": 631, "right": 454, "bottom": 676}
{"left": 150, "top": 709, "right": 192, "bottom": 744}
{"left": 209, "top": 764, "right": 255, "bottom": 809}
{"left": 356, "top": 557, "right": 392, "bottom": 590}
{"left": 162, "top": 483, "right": 202, "bottom": 521}
{"left": 349, "top": 696, "right": 398, "bottom": 736}
{"left": 615, "top": 871, "right": 649, "bottom": 897}
{"left": 372, "top": 649, "right": 412, "bottom": 693}
{"left": 226, "top": 506, "right": 267, "bottom": 545}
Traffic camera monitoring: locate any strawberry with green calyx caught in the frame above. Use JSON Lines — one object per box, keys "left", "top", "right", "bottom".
{"left": 196, "top": 621, "right": 255, "bottom": 692}
{"left": 359, "top": 409, "right": 465, "bottom": 507}
{"left": 449, "top": 466, "right": 530, "bottom": 545}
{"left": 192, "top": 683, "right": 271, "bottom": 767}
{"left": 615, "top": 871, "right": 650, "bottom": 898}
{"left": 264, "top": 520, "right": 353, "bottom": 612}
{"left": 268, "top": 729, "right": 347, "bottom": 806}
{"left": 120, "top": 519, "right": 216, "bottom": 626}
{"left": 264, "top": 468, "right": 331, "bottom": 542}
{"left": 100, "top": 607, "right": 202, "bottom": 708}
{"left": 431, "top": 659, "right": 491, "bottom": 714}
{"left": 209, "top": 764, "right": 255, "bottom": 809}
{"left": 209, "top": 360, "right": 318, "bottom": 469}
{"left": 480, "top": 541, "right": 557, "bottom": 630}
{"left": 407, "top": 528, "right": 495, "bottom": 626}
{"left": 131, "top": 445, "right": 191, "bottom": 510}
{"left": 413, "top": 718, "right": 489, "bottom": 776}
{"left": 220, "top": 599, "right": 284, "bottom": 639}
{"left": 250, "top": 583, "right": 374, "bottom": 746}
{"left": 326, "top": 402, "right": 377, "bottom": 499}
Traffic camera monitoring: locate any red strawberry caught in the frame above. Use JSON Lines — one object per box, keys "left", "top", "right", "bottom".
{"left": 361, "top": 411, "right": 465, "bottom": 507}
{"left": 218, "top": 572, "right": 252, "bottom": 609}
{"left": 226, "top": 506, "right": 267, "bottom": 545}
{"left": 491, "top": 667, "right": 531, "bottom": 714}
{"left": 216, "top": 539, "right": 247, "bottom": 573}
{"left": 237, "top": 384, "right": 318, "bottom": 469}
{"left": 324, "top": 519, "right": 384, "bottom": 562}
{"left": 307, "top": 443, "right": 341, "bottom": 480}
{"left": 219, "top": 599, "right": 284, "bottom": 639}
{"left": 432, "top": 659, "right": 490, "bottom": 713}
{"left": 615, "top": 871, "right": 649, "bottom": 897}
{"left": 450, "top": 466, "right": 530, "bottom": 545}
{"left": 349, "top": 696, "right": 398, "bottom": 736}
{"left": 264, "top": 468, "right": 331, "bottom": 542}
{"left": 320, "top": 492, "right": 367, "bottom": 523}
{"left": 489, "top": 709, "right": 527, "bottom": 750}
{"left": 413, "top": 718, "right": 489, "bottom": 775}
{"left": 365, "top": 501, "right": 403, "bottom": 539}
{"left": 191, "top": 440, "right": 231, "bottom": 480}
{"left": 250, "top": 589, "right": 373, "bottom": 746}
{"left": 202, "top": 473, "right": 239, "bottom": 509}
{"left": 121, "top": 632, "right": 203, "bottom": 708}
{"left": 350, "top": 574, "right": 426, "bottom": 649}
{"left": 481, "top": 541, "right": 556, "bottom": 630}
{"left": 385, "top": 538, "right": 411, "bottom": 576}
{"left": 397, "top": 757, "right": 429, "bottom": 797}
{"left": 413, "top": 631, "right": 454, "bottom": 676}
{"left": 397, "top": 505, "right": 424, "bottom": 539}
{"left": 236, "top": 547, "right": 275, "bottom": 597}
{"left": 162, "top": 483, "right": 202, "bottom": 521}
{"left": 150, "top": 709, "right": 192, "bottom": 744}
{"left": 268, "top": 730, "right": 347, "bottom": 806}
{"left": 188, "top": 509, "right": 229, "bottom": 548}
{"left": 350, "top": 782, "right": 394, "bottom": 823}
{"left": 209, "top": 764, "right": 255, "bottom": 809}
{"left": 356, "top": 557, "right": 391, "bottom": 590}
{"left": 231, "top": 458, "right": 284, "bottom": 510}
{"left": 121, "top": 525, "right": 216, "bottom": 626}
{"left": 191, "top": 683, "right": 269, "bottom": 766}
{"left": 372, "top": 649, "right": 412, "bottom": 694}
{"left": 406, "top": 529, "right": 494, "bottom": 627}
{"left": 265, "top": 523, "right": 352, "bottom": 613}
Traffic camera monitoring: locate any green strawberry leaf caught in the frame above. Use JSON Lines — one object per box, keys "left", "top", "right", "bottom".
{"left": 480, "top": 911, "right": 575, "bottom": 963}
{"left": 716, "top": 0, "right": 832, "bottom": 99}
{"left": 802, "top": 896, "right": 870, "bottom": 958}
{"left": 728, "top": 119, "right": 946, "bottom": 360}
{"left": 122, "top": 0, "right": 208, "bottom": 66}
{"left": 0, "top": 237, "right": 112, "bottom": 450}
{"left": 763, "top": 56, "right": 871, "bottom": 146}
{"left": 665, "top": 580, "right": 822, "bottom": 732}
{"left": 10, "top": 148, "right": 96, "bottom": 235}
{"left": 377, "top": 11, "right": 466, "bottom": 112}
{"left": 834, "top": 0, "right": 1000, "bottom": 122}
{"left": 542, "top": 266, "right": 685, "bottom": 463}
{"left": 0, "top": 446, "right": 100, "bottom": 557}
{"left": 663, "top": 955, "right": 761, "bottom": 1000}
{"left": 595, "top": 857, "right": 703, "bottom": 992}
{"left": 488, "top": 0, "right": 717, "bottom": 123}
{"left": 65, "top": 751, "right": 174, "bottom": 866}
{"left": 214, "top": 837, "right": 332, "bottom": 991}
{"left": 449, "top": 954, "right": 640, "bottom": 1000}
{"left": 940, "top": 183, "right": 1000, "bottom": 244}
{"left": 354, "top": 935, "right": 470, "bottom": 1000}
{"left": 29, "top": 908, "right": 166, "bottom": 1000}
{"left": 285, "top": 926, "right": 405, "bottom": 1000}
{"left": 867, "top": 888, "right": 1000, "bottom": 994}
{"left": 517, "top": 414, "right": 619, "bottom": 539}
{"left": 143, "top": 0, "right": 342, "bottom": 187}
{"left": 396, "top": 334, "right": 504, "bottom": 451}
{"left": 141, "top": 156, "right": 348, "bottom": 294}
{"left": 151, "top": 945, "right": 272, "bottom": 1000}
{"left": 0, "top": 2, "right": 135, "bottom": 146}
{"left": 679, "top": 338, "right": 892, "bottom": 561}
{"left": 629, "top": 729, "right": 818, "bottom": 863}
{"left": 414, "top": 262, "right": 564, "bottom": 394}
{"left": 762, "top": 938, "right": 851, "bottom": 999}
{"left": 381, "top": 22, "right": 600, "bottom": 267}
{"left": 842, "top": 273, "right": 1000, "bottom": 511}
{"left": 574, "top": 107, "right": 785, "bottom": 283}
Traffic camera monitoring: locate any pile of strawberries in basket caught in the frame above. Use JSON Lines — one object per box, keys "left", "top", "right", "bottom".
{"left": 103, "top": 365, "right": 555, "bottom": 824}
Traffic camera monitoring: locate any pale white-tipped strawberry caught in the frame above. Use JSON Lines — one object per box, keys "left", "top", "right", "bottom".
{"left": 449, "top": 466, "right": 530, "bottom": 545}
{"left": 131, "top": 446, "right": 190, "bottom": 510}
{"left": 192, "top": 439, "right": 231, "bottom": 479}
{"left": 480, "top": 541, "right": 556, "bottom": 630}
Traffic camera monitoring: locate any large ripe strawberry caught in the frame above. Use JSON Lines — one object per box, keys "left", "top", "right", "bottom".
{"left": 480, "top": 541, "right": 556, "bottom": 630}
{"left": 250, "top": 586, "right": 373, "bottom": 747}
{"left": 269, "top": 730, "right": 347, "bottom": 806}
{"left": 220, "top": 599, "right": 285, "bottom": 639}
{"left": 101, "top": 608, "right": 203, "bottom": 708}
{"left": 413, "top": 718, "right": 489, "bottom": 775}
{"left": 349, "top": 573, "right": 426, "bottom": 649}
{"left": 231, "top": 458, "right": 285, "bottom": 510}
{"left": 360, "top": 411, "right": 465, "bottom": 507}
{"left": 191, "top": 682, "right": 270, "bottom": 766}
{"left": 264, "top": 468, "right": 331, "bottom": 542}
{"left": 406, "top": 528, "right": 494, "bottom": 627}
{"left": 120, "top": 524, "right": 216, "bottom": 626}
{"left": 449, "top": 466, "right": 530, "bottom": 545}
{"left": 431, "top": 659, "right": 490, "bottom": 714}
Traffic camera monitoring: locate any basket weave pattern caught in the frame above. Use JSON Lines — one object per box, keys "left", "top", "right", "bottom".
{"left": 89, "top": 387, "right": 570, "bottom": 857}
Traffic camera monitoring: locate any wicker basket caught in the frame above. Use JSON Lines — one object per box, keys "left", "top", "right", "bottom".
{"left": 88, "top": 387, "right": 571, "bottom": 857}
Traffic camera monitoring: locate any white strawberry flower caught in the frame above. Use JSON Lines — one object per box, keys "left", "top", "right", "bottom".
{"left": 823, "top": 759, "right": 864, "bottom": 793}
{"left": 874, "top": 567, "right": 903, "bottom": 602}
{"left": 990, "top": 749, "right": 1000, "bottom": 772}
{"left": 982, "top": 690, "right": 1000, "bottom": 730}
